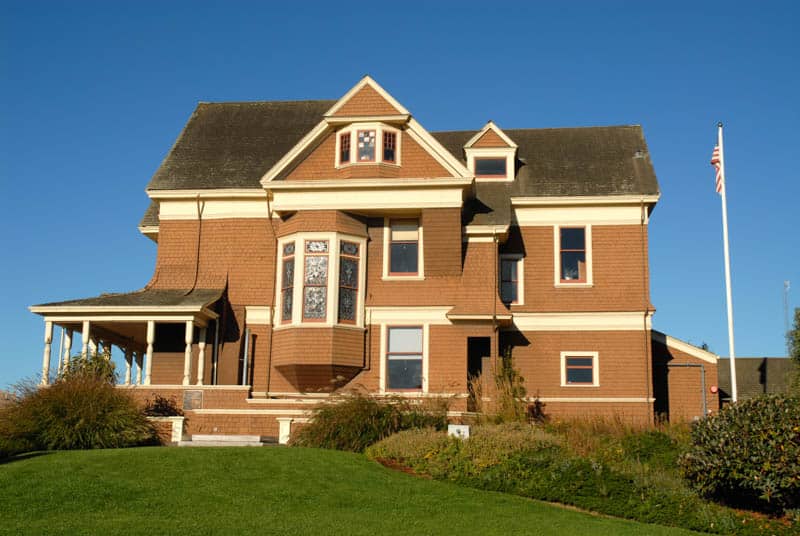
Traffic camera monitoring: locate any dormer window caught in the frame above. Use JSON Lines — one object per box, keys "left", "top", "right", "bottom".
{"left": 475, "top": 157, "right": 507, "bottom": 177}
{"left": 336, "top": 124, "right": 401, "bottom": 167}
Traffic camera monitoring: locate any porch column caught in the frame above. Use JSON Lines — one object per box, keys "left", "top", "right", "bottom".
{"left": 88, "top": 338, "right": 98, "bottom": 357}
{"left": 62, "top": 329, "right": 73, "bottom": 372}
{"left": 81, "top": 320, "right": 90, "bottom": 358}
{"left": 123, "top": 348, "right": 133, "bottom": 385}
{"left": 40, "top": 321, "right": 53, "bottom": 385}
{"left": 101, "top": 340, "right": 112, "bottom": 360}
{"left": 196, "top": 327, "right": 207, "bottom": 386}
{"left": 144, "top": 320, "right": 155, "bottom": 386}
{"left": 182, "top": 320, "right": 193, "bottom": 386}
{"left": 135, "top": 351, "right": 144, "bottom": 385}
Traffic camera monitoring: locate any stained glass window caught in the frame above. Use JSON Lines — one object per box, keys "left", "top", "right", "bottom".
{"left": 340, "top": 132, "right": 350, "bottom": 164}
{"left": 303, "top": 240, "right": 328, "bottom": 320}
{"left": 281, "top": 242, "right": 295, "bottom": 322}
{"left": 338, "top": 241, "right": 359, "bottom": 323}
{"left": 357, "top": 130, "right": 376, "bottom": 161}
{"left": 383, "top": 131, "right": 396, "bottom": 162}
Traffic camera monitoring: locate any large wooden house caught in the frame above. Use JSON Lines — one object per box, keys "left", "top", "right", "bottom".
{"left": 31, "top": 77, "right": 718, "bottom": 440}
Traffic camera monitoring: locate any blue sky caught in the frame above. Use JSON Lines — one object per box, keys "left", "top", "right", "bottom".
{"left": 1, "top": 1, "right": 798, "bottom": 387}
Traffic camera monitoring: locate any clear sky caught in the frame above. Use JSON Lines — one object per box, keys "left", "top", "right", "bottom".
{"left": 1, "top": 1, "right": 798, "bottom": 388}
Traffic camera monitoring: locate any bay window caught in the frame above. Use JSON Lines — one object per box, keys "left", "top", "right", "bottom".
{"left": 336, "top": 124, "right": 400, "bottom": 167}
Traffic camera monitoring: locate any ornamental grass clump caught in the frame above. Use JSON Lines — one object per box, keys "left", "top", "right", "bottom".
{"left": 290, "top": 392, "right": 448, "bottom": 453}
{"left": 680, "top": 394, "right": 800, "bottom": 515}
{"left": 0, "top": 353, "right": 156, "bottom": 453}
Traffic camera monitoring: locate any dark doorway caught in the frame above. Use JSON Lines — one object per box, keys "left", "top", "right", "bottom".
{"left": 467, "top": 337, "right": 491, "bottom": 411}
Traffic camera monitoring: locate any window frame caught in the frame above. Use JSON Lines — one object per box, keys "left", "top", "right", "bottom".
{"left": 499, "top": 254, "right": 524, "bottom": 305}
{"left": 335, "top": 124, "right": 402, "bottom": 168}
{"left": 276, "top": 232, "right": 367, "bottom": 329}
{"left": 474, "top": 157, "right": 508, "bottom": 178}
{"left": 554, "top": 225, "right": 593, "bottom": 287}
{"left": 383, "top": 324, "right": 426, "bottom": 392}
{"left": 382, "top": 217, "right": 424, "bottom": 280}
{"left": 465, "top": 147, "right": 516, "bottom": 182}
{"left": 560, "top": 351, "right": 599, "bottom": 387}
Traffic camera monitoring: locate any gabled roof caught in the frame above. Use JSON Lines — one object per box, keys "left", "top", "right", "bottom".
{"left": 147, "top": 100, "right": 335, "bottom": 190}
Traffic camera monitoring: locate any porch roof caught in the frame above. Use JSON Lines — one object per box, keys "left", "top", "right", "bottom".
{"left": 30, "top": 288, "right": 223, "bottom": 319}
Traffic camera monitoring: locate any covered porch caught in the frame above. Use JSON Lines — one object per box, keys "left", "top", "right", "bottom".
{"left": 29, "top": 288, "right": 223, "bottom": 387}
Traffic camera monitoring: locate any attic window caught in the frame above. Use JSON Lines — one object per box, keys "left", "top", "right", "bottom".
{"left": 357, "top": 130, "right": 376, "bottom": 162}
{"left": 475, "top": 158, "right": 507, "bottom": 177}
{"left": 340, "top": 133, "right": 350, "bottom": 163}
{"left": 337, "top": 125, "right": 401, "bottom": 167}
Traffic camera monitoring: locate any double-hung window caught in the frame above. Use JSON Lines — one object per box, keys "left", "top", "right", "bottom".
{"left": 500, "top": 255, "right": 522, "bottom": 304}
{"left": 559, "top": 227, "right": 588, "bottom": 284}
{"left": 386, "top": 326, "right": 423, "bottom": 390}
{"left": 561, "top": 352, "right": 599, "bottom": 386}
{"left": 388, "top": 219, "right": 419, "bottom": 275}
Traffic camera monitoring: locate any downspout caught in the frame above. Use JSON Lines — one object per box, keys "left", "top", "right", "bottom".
{"left": 666, "top": 363, "right": 707, "bottom": 417}
{"left": 265, "top": 189, "right": 278, "bottom": 396}
{"left": 492, "top": 228, "right": 499, "bottom": 367}
{"left": 185, "top": 194, "right": 204, "bottom": 295}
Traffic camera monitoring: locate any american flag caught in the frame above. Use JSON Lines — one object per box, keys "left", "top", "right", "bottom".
{"left": 710, "top": 145, "right": 724, "bottom": 194}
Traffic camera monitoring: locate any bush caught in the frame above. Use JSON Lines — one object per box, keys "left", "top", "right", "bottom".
{"left": 0, "top": 355, "right": 157, "bottom": 453}
{"left": 143, "top": 395, "right": 184, "bottom": 417}
{"left": 681, "top": 394, "right": 800, "bottom": 513}
{"left": 290, "top": 392, "right": 448, "bottom": 453}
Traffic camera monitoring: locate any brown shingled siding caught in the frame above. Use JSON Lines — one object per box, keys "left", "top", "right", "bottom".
{"left": 504, "top": 330, "right": 652, "bottom": 400}
{"left": 284, "top": 132, "right": 451, "bottom": 180}
{"left": 472, "top": 129, "right": 509, "bottom": 148}
{"left": 505, "top": 225, "right": 652, "bottom": 312}
{"left": 277, "top": 210, "right": 367, "bottom": 238}
{"left": 333, "top": 84, "right": 401, "bottom": 116}
{"left": 651, "top": 339, "right": 718, "bottom": 422}
{"left": 422, "top": 208, "right": 462, "bottom": 276}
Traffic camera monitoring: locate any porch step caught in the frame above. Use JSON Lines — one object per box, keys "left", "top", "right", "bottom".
{"left": 178, "top": 434, "right": 278, "bottom": 447}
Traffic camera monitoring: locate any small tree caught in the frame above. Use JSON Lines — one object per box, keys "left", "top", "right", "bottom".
{"left": 788, "top": 307, "right": 800, "bottom": 392}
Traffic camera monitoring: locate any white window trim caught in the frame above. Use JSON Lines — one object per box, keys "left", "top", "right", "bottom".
{"left": 379, "top": 323, "right": 429, "bottom": 394}
{"left": 382, "top": 217, "right": 425, "bottom": 281}
{"left": 553, "top": 225, "right": 593, "bottom": 288}
{"left": 465, "top": 147, "right": 516, "bottom": 182}
{"left": 499, "top": 254, "right": 524, "bottom": 306}
{"left": 275, "top": 231, "right": 367, "bottom": 329}
{"left": 335, "top": 122, "right": 402, "bottom": 168}
{"left": 560, "top": 351, "right": 599, "bottom": 387}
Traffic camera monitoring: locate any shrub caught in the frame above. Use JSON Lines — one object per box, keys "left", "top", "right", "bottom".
{"left": 680, "top": 394, "right": 800, "bottom": 513}
{"left": 143, "top": 395, "right": 184, "bottom": 417}
{"left": 0, "top": 355, "right": 156, "bottom": 453}
{"left": 290, "top": 392, "right": 448, "bottom": 453}
{"left": 468, "top": 350, "right": 530, "bottom": 423}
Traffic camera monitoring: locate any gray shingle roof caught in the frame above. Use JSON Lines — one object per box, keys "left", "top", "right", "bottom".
{"left": 717, "top": 357, "right": 794, "bottom": 400}
{"left": 139, "top": 200, "right": 159, "bottom": 228}
{"left": 142, "top": 102, "right": 659, "bottom": 228}
{"left": 147, "top": 100, "right": 336, "bottom": 190}
{"left": 32, "top": 288, "right": 223, "bottom": 309}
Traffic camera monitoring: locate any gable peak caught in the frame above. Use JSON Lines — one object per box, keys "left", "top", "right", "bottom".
{"left": 325, "top": 76, "right": 409, "bottom": 118}
{"left": 465, "top": 120, "right": 518, "bottom": 149}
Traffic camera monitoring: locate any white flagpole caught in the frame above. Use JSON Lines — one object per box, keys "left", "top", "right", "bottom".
{"left": 718, "top": 122, "right": 738, "bottom": 403}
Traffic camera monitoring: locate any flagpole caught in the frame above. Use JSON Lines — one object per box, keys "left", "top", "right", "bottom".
{"left": 717, "top": 122, "right": 738, "bottom": 403}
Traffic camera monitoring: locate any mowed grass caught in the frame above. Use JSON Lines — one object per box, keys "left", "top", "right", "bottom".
{"left": 0, "top": 447, "right": 704, "bottom": 536}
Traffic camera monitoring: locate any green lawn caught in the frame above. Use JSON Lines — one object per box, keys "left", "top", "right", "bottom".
{"left": 0, "top": 447, "right": 704, "bottom": 535}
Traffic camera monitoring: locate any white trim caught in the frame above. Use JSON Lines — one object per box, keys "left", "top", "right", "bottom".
{"left": 466, "top": 147, "right": 516, "bottom": 182}
{"left": 191, "top": 409, "right": 311, "bottom": 416}
{"left": 511, "top": 311, "right": 652, "bottom": 331}
{"left": 157, "top": 199, "right": 269, "bottom": 220}
{"left": 382, "top": 217, "right": 424, "bottom": 280}
{"left": 404, "top": 120, "right": 473, "bottom": 178}
{"left": 37, "top": 314, "right": 212, "bottom": 326}
{"left": 138, "top": 225, "right": 159, "bottom": 241}
{"left": 276, "top": 232, "right": 367, "bottom": 328}
{"left": 515, "top": 205, "right": 648, "bottom": 226}
{"left": 379, "top": 324, "right": 429, "bottom": 394}
{"left": 500, "top": 254, "right": 524, "bottom": 306}
{"left": 560, "top": 351, "right": 600, "bottom": 387}
{"left": 324, "top": 75, "right": 409, "bottom": 117}
{"left": 447, "top": 313, "right": 513, "bottom": 322}
{"left": 367, "top": 306, "right": 451, "bottom": 325}
{"left": 511, "top": 195, "right": 660, "bottom": 207}
{"left": 651, "top": 330, "right": 719, "bottom": 364}
{"left": 245, "top": 306, "right": 271, "bottom": 326}
{"left": 464, "top": 120, "right": 518, "bottom": 149}
{"left": 117, "top": 384, "right": 251, "bottom": 390}
{"left": 269, "top": 184, "right": 466, "bottom": 213}
{"left": 325, "top": 114, "right": 410, "bottom": 125}
{"left": 530, "top": 397, "right": 654, "bottom": 403}
{"left": 265, "top": 177, "right": 471, "bottom": 190}
{"left": 334, "top": 123, "right": 402, "bottom": 168}
{"left": 554, "top": 225, "right": 593, "bottom": 287}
